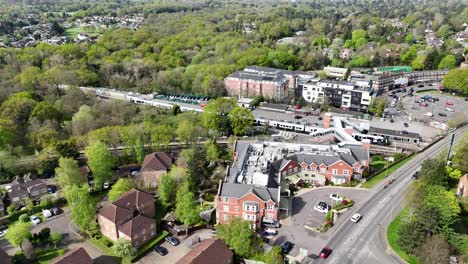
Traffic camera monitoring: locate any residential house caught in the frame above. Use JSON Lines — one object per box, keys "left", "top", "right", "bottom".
{"left": 339, "top": 48, "right": 353, "bottom": 60}
{"left": 457, "top": 174, "right": 468, "bottom": 197}
{"left": 324, "top": 66, "right": 349, "bottom": 79}
{"left": 176, "top": 238, "right": 234, "bottom": 264}
{"left": 8, "top": 178, "right": 47, "bottom": 206}
{"left": 140, "top": 152, "right": 172, "bottom": 188}
{"left": 50, "top": 247, "right": 93, "bottom": 264}
{"left": 97, "top": 188, "right": 157, "bottom": 248}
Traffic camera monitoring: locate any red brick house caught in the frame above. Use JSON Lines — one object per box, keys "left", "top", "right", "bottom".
{"left": 176, "top": 238, "right": 233, "bottom": 264}
{"left": 97, "top": 188, "right": 157, "bottom": 247}
{"left": 140, "top": 152, "right": 172, "bottom": 188}
{"left": 51, "top": 247, "right": 93, "bottom": 264}
{"left": 216, "top": 182, "right": 279, "bottom": 229}
{"left": 457, "top": 174, "right": 468, "bottom": 197}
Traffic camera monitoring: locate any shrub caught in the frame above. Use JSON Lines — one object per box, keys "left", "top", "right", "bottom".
{"left": 341, "top": 199, "right": 349, "bottom": 205}
{"left": 19, "top": 214, "right": 29, "bottom": 223}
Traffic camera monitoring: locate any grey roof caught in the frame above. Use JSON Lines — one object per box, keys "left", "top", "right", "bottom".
{"left": 228, "top": 141, "right": 250, "bottom": 183}
{"left": 369, "top": 127, "right": 420, "bottom": 139}
{"left": 258, "top": 103, "right": 289, "bottom": 112}
{"left": 219, "top": 183, "right": 278, "bottom": 203}
{"left": 320, "top": 79, "right": 356, "bottom": 86}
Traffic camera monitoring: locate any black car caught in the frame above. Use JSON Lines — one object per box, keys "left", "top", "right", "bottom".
{"left": 438, "top": 113, "right": 447, "bottom": 117}
{"left": 294, "top": 115, "right": 303, "bottom": 119}
{"left": 153, "top": 245, "right": 168, "bottom": 256}
{"left": 51, "top": 207, "right": 61, "bottom": 215}
{"left": 47, "top": 186, "right": 55, "bottom": 194}
{"left": 412, "top": 171, "right": 420, "bottom": 179}
{"left": 281, "top": 241, "right": 292, "bottom": 254}
{"left": 318, "top": 201, "right": 328, "bottom": 208}
{"left": 404, "top": 123, "right": 408, "bottom": 127}
{"left": 165, "top": 235, "right": 180, "bottom": 246}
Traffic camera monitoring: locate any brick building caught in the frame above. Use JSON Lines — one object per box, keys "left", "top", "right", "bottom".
{"left": 176, "top": 238, "right": 233, "bottom": 264}
{"left": 8, "top": 179, "right": 47, "bottom": 207}
{"left": 216, "top": 182, "right": 279, "bottom": 229}
{"left": 140, "top": 152, "right": 172, "bottom": 188}
{"left": 97, "top": 188, "right": 157, "bottom": 247}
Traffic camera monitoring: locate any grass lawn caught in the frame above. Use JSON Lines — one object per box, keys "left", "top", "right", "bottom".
{"left": 370, "top": 160, "right": 388, "bottom": 172}
{"left": 36, "top": 248, "right": 65, "bottom": 264}
{"left": 362, "top": 155, "right": 414, "bottom": 188}
{"left": 65, "top": 26, "right": 104, "bottom": 38}
{"left": 387, "top": 209, "right": 420, "bottom": 264}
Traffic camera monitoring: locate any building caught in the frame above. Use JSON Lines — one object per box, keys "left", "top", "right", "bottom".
{"left": 8, "top": 179, "right": 47, "bottom": 206}
{"left": 457, "top": 174, "right": 468, "bottom": 197}
{"left": 324, "top": 66, "right": 349, "bottom": 79}
{"left": 224, "top": 66, "right": 297, "bottom": 102}
{"left": 321, "top": 80, "right": 373, "bottom": 112}
{"left": 51, "top": 247, "right": 93, "bottom": 264}
{"left": 176, "top": 238, "right": 233, "bottom": 264}
{"left": 339, "top": 49, "right": 353, "bottom": 60}
{"left": 97, "top": 188, "right": 157, "bottom": 248}
{"left": 301, "top": 78, "right": 324, "bottom": 103}
{"left": 369, "top": 127, "right": 421, "bottom": 144}
{"left": 140, "top": 152, "right": 172, "bottom": 188}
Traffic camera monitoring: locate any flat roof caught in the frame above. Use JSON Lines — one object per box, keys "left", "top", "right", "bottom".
{"left": 369, "top": 127, "right": 421, "bottom": 139}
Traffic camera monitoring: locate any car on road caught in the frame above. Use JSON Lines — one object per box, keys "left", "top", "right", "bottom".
{"left": 417, "top": 84, "right": 424, "bottom": 88}
{"left": 153, "top": 245, "right": 168, "bottom": 256}
{"left": 424, "top": 112, "right": 433, "bottom": 117}
{"left": 42, "top": 209, "right": 52, "bottom": 218}
{"left": 446, "top": 107, "right": 454, "bottom": 112}
{"left": 319, "top": 247, "right": 332, "bottom": 258}
{"left": 446, "top": 101, "right": 454, "bottom": 106}
{"left": 314, "top": 205, "right": 330, "bottom": 214}
{"left": 51, "top": 207, "right": 61, "bottom": 215}
{"left": 165, "top": 235, "right": 180, "bottom": 246}
{"left": 350, "top": 213, "right": 362, "bottom": 223}
{"left": 294, "top": 115, "right": 303, "bottom": 119}
{"left": 329, "top": 194, "right": 343, "bottom": 202}
{"left": 30, "top": 215, "right": 41, "bottom": 225}
{"left": 404, "top": 122, "right": 409, "bottom": 127}
{"left": 262, "top": 220, "right": 280, "bottom": 228}
{"left": 438, "top": 113, "right": 447, "bottom": 117}
{"left": 281, "top": 241, "right": 292, "bottom": 254}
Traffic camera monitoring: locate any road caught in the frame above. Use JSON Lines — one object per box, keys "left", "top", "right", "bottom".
{"left": 315, "top": 126, "right": 468, "bottom": 264}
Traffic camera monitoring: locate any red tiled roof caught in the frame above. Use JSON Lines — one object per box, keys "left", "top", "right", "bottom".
{"left": 176, "top": 238, "right": 233, "bottom": 264}
{"left": 112, "top": 188, "right": 154, "bottom": 211}
{"left": 118, "top": 214, "right": 155, "bottom": 237}
{"left": 98, "top": 204, "right": 133, "bottom": 223}
{"left": 141, "top": 152, "right": 171, "bottom": 172}
{"left": 50, "top": 247, "right": 93, "bottom": 264}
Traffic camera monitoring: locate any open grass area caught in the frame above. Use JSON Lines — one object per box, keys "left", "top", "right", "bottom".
{"left": 36, "top": 248, "right": 65, "bottom": 264}
{"left": 65, "top": 26, "right": 104, "bottom": 38}
{"left": 387, "top": 209, "right": 420, "bottom": 264}
{"left": 362, "top": 155, "right": 414, "bottom": 188}
{"left": 370, "top": 160, "right": 388, "bottom": 172}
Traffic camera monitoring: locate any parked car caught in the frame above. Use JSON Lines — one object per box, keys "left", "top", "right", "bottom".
{"left": 42, "top": 209, "right": 52, "bottom": 218}
{"left": 329, "top": 194, "right": 343, "bottom": 202}
{"left": 30, "top": 215, "right": 41, "bottom": 225}
{"left": 417, "top": 84, "right": 424, "bottom": 88}
{"left": 446, "top": 101, "right": 454, "bottom": 106}
{"left": 318, "top": 201, "right": 329, "bottom": 208}
{"left": 153, "top": 245, "right": 168, "bottom": 256}
{"left": 404, "top": 123, "right": 409, "bottom": 127}
{"left": 47, "top": 186, "right": 55, "bottom": 194}
{"left": 4, "top": 185, "right": 12, "bottom": 192}
{"left": 263, "top": 227, "right": 278, "bottom": 236}
{"left": 319, "top": 247, "right": 332, "bottom": 258}
{"left": 103, "top": 182, "right": 110, "bottom": 190}
{"left": 0, "top": 230, "right": 6, "bottom": 238}
{"left": 424, "top": 112, "right": 433, "bottom": 117}
{"left": 262, "top": 220, "right": 281, "bottom": 228}
{"left": 51, "top": 208, "right": 61, "bottom": 215}
{"left": 165, "top": 235, "right": 180, "bottom": 246}
{"left": 419, "top": 102, "right": 428, "bottom": 107}
{"left": 281, "top": 241, "right": 292, "bottom": 254}
{"left": 412, "top": 171, "right": 420, "bottom": 179}
{"left": 446, "top": 107, "right": 455, "bottom": 112}
{"left": 438, "top": 113, "right": 447, "bottom": 117}
{"left": 314, "top": 205, "right": 329, "bottom": 214}
{"left": 350, "top": 213, "right": 362, "bottom": 223}
{"left": 0, "top": 225, "right": 8, "bottom": 232}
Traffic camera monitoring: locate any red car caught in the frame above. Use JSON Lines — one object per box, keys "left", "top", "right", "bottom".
{"left": 419, "top": 102, "right": 427, "bottom": 107}
{"left": 320, "top": 247, "right": 332, "bottom": 258}
{"left": 446, "top": 102, "right": 454, "bottom": 106}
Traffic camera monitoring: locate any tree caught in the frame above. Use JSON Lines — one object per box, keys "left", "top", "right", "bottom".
{"left": 205, "top": 140, "right": 221, "bottom": 163}
{"left": 49, "top": 232, "right": 63, "bottom": 248}
{"left": 71, "top": 105, "right": 96, "bottom": 136}
{"left": 417, "top": 235, "right": 450, "bottom": 264}
{"left": 348, "top": 56, "right": 369, "bottom": 67}
{"left": 175, "top": 182, "right": 201, "bottom": 226}
{"left": 438, "top": 55, "right": 456, "bottom": 69}
{"left": 24, "top": 199, "right": 34, "bottom": 214}
{"left": 177, "top": 119, "right": 196, "bottom": 144}
{"left": 22, "top": 239, "right": 34, "bottom": 260}
{"left": 442, "top": 69, "right": 468, "bottom": 95}
{"left": 369, "top": 97, "right": 387, "bottom": 116}
{"left": 172, "top": 104, "right": 181, "bottom": 115}
{"left": 351, "top": 29, "right": 367, "bottom": 48}
{"left": 216, "top": 218, "right": 261, "bottom": 258}
{"left": 5, "top": 223, "right": 31, "bottom": 251}
{"left": 202, "top": 98, "right": 236, "bottom": 134}
{"left": 452, "top": 134, "right": 468, "bottom": 173}
{"left": 296, "top": 96, "right": 306, "bottom": 107}
{"left": 0, "top": 91, "right": 37, "bottom": 131}
{"left": 64, "top": 185, "right": 96, "bottom": 231}
{"left": 108, "top": 178, "right": 133, "bottom": 201}
{"left": 55, "top": 157, "right": 85, "bottom": 189}
{"left": 112, "top": 238, "right": 135, "bottom": 257}
{"left": 19, "top": 66, "right": 41, "bottom": 91}
{"left": 411, "top": 54, "right": 427, "bottom": 70}
{"left": 228, "top": 106, "right": 254, "bottom": 136}
{"left": 262, "top": 246, "right": 284, "bottom": 264}
{"left": 158, "top": 172, "right": 178, "bottom": 208}
{"left": 31, "top": 102, "right": 59, "bottom": 122}
{"left": 85, "top": 140, "right": 114, "bottom": 189}
{"left": 419, "top": 159, "right": 449, "bottom": 187}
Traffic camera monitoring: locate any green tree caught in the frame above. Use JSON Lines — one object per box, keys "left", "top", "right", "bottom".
{"left": 202, "top": 98, "right": 236, "bottom": 134}
{"left": 5, "top": 223, "right": 31, "bottom": 251}
{"left": 348, "top": 56, "right": 369, "bottom": 67}
{"left": 85, "top": 140, "right": 114, "bottom": 189}
{"left": 158, "top": 172, "right": 178, "bottom": 208}
{"left": 55, "top": 157, "right": 85, "bottom": 189}
{"left": 172, "top": 104, "right": 181, "bottom": 116}
{"left": 452, "top": 134, "right": 468, "bottom": 173}
{"left": 216, "top": 218, "right": 261, "bottom": 258}
{"left": 438, "top": 55, "right": 456, "bottom": 69}
{"left": 71, "top": 105, "right": 96, "bottom": 136}
{"left": 0, "top": 91, "right": 37, "bottom": 131}
{"left": 401, "top": 46, "right": 419, "bottom": 63}
{"left": 175, "top": 182, "right": 201, "bottom": 226}
{"left": 64, "top": 185, "right": 96, "bottom": 231}
{"left": 112, "top": 238, "right": 135, "bottom": 257}
{"left": 442, "top": 69, "right": 468, "bottom": 95}
{"left": 19, "top": 66, "right": 41, "bottom": 91}
{"left": 369, "top": 97, "right": 387, "bottom": 116}
{"left": 31, "top": 102, "right": 59, "bottom": 122}
{"left": 49, "top": 232, "right": 63, "bottom": 248}
{"left": 419, "top": 159, "right": 449, "bottom": 187}
{"left": 228, "top": 106, "right": 254, "bottom": 136}
{"left": 262, "top": 246, "right": 284, "bottom": 264}
{"left": 108, "top": 178, "right": 133, "bottom": 201}
{"left": 411, "top": 54, "right": 427, "bottom": 70}
{"left": 351, "top": 29, "right": 368, "bottom": 48}
{"left": 205, "top": 140, "right": 221, "bottom": 163}
{"left": 177, "top": 119, "right": 196, "bottom": 144}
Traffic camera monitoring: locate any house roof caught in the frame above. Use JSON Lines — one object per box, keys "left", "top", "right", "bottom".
{"left": 50, "top": 247, "right": 93, "bottom": 264}
{"left": 118, "top": 214, "right": 155, "bottom": 237}
{"left": 112, "top": 188, "right": 154, "bottom": 211}
{"left": 8, "top": 179, "right": 46, "bottom": 199}
{"left": 369, "top": 127, "right": 420, "bottom": 139}
{"left": 141, "top": 152, "right": 172, "bottom": 172}
{"left": 176, "top": 238, "right": 233, "bottom": 264}
{"left": 98, "top": 204, "right": 133, "bottom": 223}
{"left": 219, "top": 182, "right": 278, "bottom": 203}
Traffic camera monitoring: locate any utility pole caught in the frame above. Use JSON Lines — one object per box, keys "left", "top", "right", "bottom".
{"left": 446, "top": 133, "right": 455, "bottom": 163}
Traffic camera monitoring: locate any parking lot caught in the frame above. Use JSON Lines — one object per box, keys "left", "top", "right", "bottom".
{"left": 274, "top": 187, "right": 370, "bottom": 257}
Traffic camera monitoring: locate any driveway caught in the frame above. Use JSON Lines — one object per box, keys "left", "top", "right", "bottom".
{"left": 275, "top": 187, "right": 370, "bottom": 257}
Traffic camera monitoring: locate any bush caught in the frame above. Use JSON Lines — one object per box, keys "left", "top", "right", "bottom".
{"left": 19, "top": 214, "right": 29, "bottom": 223}
{"left": 342, "top": 199, "right": 349, "bottom": 205}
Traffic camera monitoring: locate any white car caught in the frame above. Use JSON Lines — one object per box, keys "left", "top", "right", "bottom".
{"left": 424, "top": 112, "right": 433, "bottom": 117}
{"left": 329, "top": 194, "right": 343, "bottom": 202}
{"left": 314, "top": 205, "right": 329, "bottom": 214}
{"left": 103, "top": 182, "right": 110, "bottom": 190}
{"left": 0, "top": 230, "right": 6, "bottom": 238}
{"left": 350, "top": 213, "right": 362, "bottom": 223}
{"left": 446, "top": 107, "right": 454, "bottom": 112}
{"left": 42, "top": 209, "right": 52, "bottom": 218}
{"left": 264, "top": 227, "right": 278, "bottom": 235}
{"left": 4, "top": 185, "right": 12, "bottom": 192}
{"left": 30, "top": 215, "right": 41, "bottom": 225}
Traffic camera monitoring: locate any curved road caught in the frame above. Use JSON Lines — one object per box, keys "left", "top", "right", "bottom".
{"left": 316, "top": 126, "right": 468, "bottom": 264}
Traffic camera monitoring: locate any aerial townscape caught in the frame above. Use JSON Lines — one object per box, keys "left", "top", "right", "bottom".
{"left": 0, "top": 0, "right": 467, "bottom": 264}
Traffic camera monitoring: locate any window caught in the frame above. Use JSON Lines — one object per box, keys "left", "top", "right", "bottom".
{"left": 343, "top": 170, "right": 349, "bottom": 175}
{"left": 353, "top": 167, "right": 360, "bottom": 172}
{"left": 311, "top": 167, "right": 316, "bottom": 172}
{"left": 223, "top": 214, "right": 229, "bottom": 221}
{"left": 332, "top": 169, "right": 338, "bottom": 174}
{"left": 267, "top": 204, "right": 274, "bottom": 210}
{"left": 223, "top": 206, "right": 229, "bottom": 212}
{"left": 223, "top": 197, "right": 229, "bottom": 203}
{"left": 234, "top": 206, "right": 239, "bottom": 212}
{"left": 320, "top": 167, "right": 326, "bottom": 173}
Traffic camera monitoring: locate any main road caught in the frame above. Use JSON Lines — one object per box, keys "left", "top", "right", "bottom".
{"left": 315, "top": 125, "right": 468, "bottom": 264}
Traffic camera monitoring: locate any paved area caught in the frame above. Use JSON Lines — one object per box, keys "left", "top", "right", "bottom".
{"left": 137, "top": 229, "right": 214, "bottom": 264}
{"left": 274, "top": 187, "right": 370, "bottom": 257}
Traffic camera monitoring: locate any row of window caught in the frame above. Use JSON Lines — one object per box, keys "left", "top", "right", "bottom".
{"left": 223, "top": 203, "right": 275, "bottom": 212}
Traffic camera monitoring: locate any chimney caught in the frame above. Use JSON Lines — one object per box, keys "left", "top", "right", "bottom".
{"left": 361, "top": 139, "right": 371, "bottom": 151}
{"left": 323, "top": 113, "right": 332, "bottom": 128}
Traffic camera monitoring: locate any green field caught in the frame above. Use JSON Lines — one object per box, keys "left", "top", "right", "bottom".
{"left": 387, "top": 209, "right": 420, "bottom": 264}
{"left": 362, "top": 155, "right": 414, "bottom": 188}
{"left": 65, "top": 26, "right": 104, "bottom": 38}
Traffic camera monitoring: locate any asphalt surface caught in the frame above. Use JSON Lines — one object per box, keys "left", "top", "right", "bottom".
{"left": 314, "top": 125, "right": 468, "bottom": 264}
